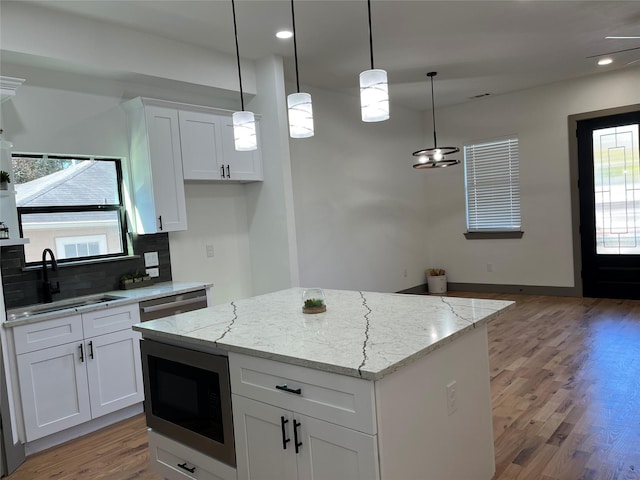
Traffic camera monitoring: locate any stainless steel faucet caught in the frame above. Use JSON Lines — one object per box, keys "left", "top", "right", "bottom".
{"left": 42, "top": 248, "right": 60, "bottom": 303}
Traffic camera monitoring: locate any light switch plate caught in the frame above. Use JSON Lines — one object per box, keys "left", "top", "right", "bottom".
{"left": 146, "top": 267, "right": 160, "bottom": 278}
{"left": 144, "top": 251, "right": 159, "bottom": 267}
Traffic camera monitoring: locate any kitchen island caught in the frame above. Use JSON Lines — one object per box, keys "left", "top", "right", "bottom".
{"left": 134, "top": 288, "right": 514, "bottom": 480}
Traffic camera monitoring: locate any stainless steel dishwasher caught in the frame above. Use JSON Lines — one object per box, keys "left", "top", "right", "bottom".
{"left": 139, "top": 289, "right": 208, "bottom": 322}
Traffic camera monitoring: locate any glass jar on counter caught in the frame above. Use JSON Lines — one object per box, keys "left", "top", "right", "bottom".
{"left": 302, "top": 288, "right": 326, "bottom": 314}
{"left": 0, "top": 222, "right": 9, "bottom": 239}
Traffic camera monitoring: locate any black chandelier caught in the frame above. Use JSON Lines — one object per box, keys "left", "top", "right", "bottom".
{"left": 413, "top": 72, "right": 460, "bottom": 169}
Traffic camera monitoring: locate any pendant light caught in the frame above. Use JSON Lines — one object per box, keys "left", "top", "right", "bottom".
{"left": 413, "top": 72, "right": 459, "bottom": 169}
{"left": 287, "top": 0, "right": 314, "bottom": 138}
{"left": 359, "top": 0, "right": 389, "bottom": 122}
{"left": 231, "top": 0, "right": 257, "bottom": 151}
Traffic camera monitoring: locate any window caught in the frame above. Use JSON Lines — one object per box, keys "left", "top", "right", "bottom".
{"left": 464, "top": 137, "right": 522, "bottom": 238}
{"left": 12, "top": 154, "right": 128, "bottom": 264}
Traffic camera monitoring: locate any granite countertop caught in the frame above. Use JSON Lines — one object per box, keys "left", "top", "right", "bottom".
{"left": 133, "top": 288, "right": 514, "bottom": 381}
{"left": 3, "top": 281, "right": 211, "bottom": 327}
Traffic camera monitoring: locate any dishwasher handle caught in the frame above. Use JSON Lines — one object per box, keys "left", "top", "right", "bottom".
{"left": 141, "top": 295, "right": 208, "bottom": 314}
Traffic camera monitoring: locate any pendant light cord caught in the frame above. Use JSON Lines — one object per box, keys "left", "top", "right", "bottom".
{"left": 367, "top": 0, "right": 375, "bottom": 70}
{"left": 428, "top": 72, "right": 437, "bottom": 147}
{"left": 291, "top": 0, "right": 301, "bottom": 93}
{"left": 231, "top": 0, "right": 245, "bottom": 111}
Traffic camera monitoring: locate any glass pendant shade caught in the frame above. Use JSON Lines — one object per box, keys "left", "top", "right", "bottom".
{"left": 232, "top": 111, "right": 257, "bottom": 151}
{"left": 288, "top": 92, "right": 314, "bottom": 138}
{"left": 360, "top": 69, "right": 389, "bottom": 122}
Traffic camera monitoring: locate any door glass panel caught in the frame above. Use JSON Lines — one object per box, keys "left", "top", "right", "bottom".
{"left": 593, "top": 123, "right": 640, "bottom": 254}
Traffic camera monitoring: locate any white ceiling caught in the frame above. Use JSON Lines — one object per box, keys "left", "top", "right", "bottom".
{"left": 20, "top": 0, "right": 640, "bottom": 110}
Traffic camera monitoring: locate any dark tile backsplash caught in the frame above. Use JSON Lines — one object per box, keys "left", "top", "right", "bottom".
{"left": 1, "top": 233, "right": 172, "bottom": 309}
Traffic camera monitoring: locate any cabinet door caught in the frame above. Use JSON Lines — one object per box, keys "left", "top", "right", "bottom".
{"left": 232, "top": 395, "right": 297, "bottom": 480}
{"left": 296, "top": 414, "right": 379, "bottom": 480}
{"left": 17, "top": 342, "right": 91, "bottom": 441}
{"left": 145, "top": 105, "right": 188, "bottom": 232}
{"left": 179, "top": 111, "right": 225, "bottom": 181}
{"left": 85, "top": 330, "right": 144, "bottom": 418}
{"left": 220, "top": 122, "right": 263, "bottom": 182}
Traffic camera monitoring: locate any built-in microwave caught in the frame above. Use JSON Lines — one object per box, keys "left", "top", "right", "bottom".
{"left": 140, "top": 339, "right": 235, "bottom": 467}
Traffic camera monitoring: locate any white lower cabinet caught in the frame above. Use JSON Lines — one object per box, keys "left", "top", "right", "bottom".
{"left": 13, "top": 304, "right": 144, "bottom": 441}
{"left": 233, "top": 395, "right": 378, "bottom": 480}
{"left": 148, "top": 429, "right": 237, "bottom": 480}
{"left": 85, "top": 329, "right": 144, "bottom": 418}
{"left": 17, "top": 342, "right": 92, "bottom": 440}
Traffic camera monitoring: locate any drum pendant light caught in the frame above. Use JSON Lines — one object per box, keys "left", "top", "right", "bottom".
{"left": 231, "top": 0, "right": 257, "bottom": 151}
{"left": 413, "top": 72, "right": 459, "bottom": 169}
{"left": 360, "top": 0, "right": 389, "bottom": 122}
{"left": 287, "top": 0, "right": 314, "bottom": 138}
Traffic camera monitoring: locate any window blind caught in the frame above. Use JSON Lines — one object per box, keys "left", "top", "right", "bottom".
{"left": 464, "top": 138, "right": 521, "bottom": 232}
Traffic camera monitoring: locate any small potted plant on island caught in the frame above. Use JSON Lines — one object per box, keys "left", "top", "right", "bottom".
{"left": 426, "top": 268, "right": 447, "bottom": 294}
{"left": 0, "top": 171, "right": 10, "bottom": 190}
{"left": 302, "top": 288, "right": 327, "bottom": 314}
{"left": 120, "top": 271, "right": 153, "bottom": 290}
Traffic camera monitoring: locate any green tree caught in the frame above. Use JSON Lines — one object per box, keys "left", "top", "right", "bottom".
{"left": 12, "top": 157, "right": 70, "bottom": 184}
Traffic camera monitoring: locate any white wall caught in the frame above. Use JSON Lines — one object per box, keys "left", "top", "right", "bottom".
{"left": 289, "top": 85, "right": 430, "bottom": 293}
{"left": 169, "top": 183, "right": 253, "bottom": 303}
{"left": 422, "top": 67, "right": 640, "bottom": 288}
{"left": 0, "top": 0, "right": 256, "bottom": 98}
{"left": 245, "top": 56, "right": 300, "bottom": 296}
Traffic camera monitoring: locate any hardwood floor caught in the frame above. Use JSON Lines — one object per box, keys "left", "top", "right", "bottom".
{"left": 6, "top": 293, "right": 640, "bottom": 479}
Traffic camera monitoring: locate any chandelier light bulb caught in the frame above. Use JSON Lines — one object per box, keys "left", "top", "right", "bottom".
{"left": 433, "top": 149, "right": 443, "bottom": 161}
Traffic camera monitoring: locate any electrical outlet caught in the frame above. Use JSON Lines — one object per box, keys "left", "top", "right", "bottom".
{"left": 403, "top": 269, "right": 408, "bottom": 278}
{"left": 446, "top": 381, "right": 458, "bottom": 415}
{"left": 206, "top": 244, "right": 214, "bottom": 258}
{"left": 144, "top": 251, "right": 159, "bottom": 267}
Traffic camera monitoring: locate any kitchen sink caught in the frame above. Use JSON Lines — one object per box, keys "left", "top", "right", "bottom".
{"left": 6, "top": 294, "right": 125, "bottom": 321}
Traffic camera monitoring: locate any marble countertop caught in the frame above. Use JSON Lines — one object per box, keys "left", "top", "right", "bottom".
{"left": 3, "top": 281, "right": 211, "bottom": 327}
{"left": 133, "top": 288, "right": 514, "bottom": 381}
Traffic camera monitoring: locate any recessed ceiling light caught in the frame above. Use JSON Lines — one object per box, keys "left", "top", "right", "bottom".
{"left": 597, "top": 57, "right": 613, "bottom": 66}
{"left": 276, "top": 30, "right": 293, "bottom": 39}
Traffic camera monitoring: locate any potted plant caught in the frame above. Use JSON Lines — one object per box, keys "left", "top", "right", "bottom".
{"left": 302, "top": 288, "right": 327, "bottom": 314}
{"left": 0, "top": 170, "right": 10, "bottom": 190}
{"left": 120, "top": 271, "right": 153, "bottom": 290}
{"left": 426, "top": 268, "right": 447, "bottom": 294}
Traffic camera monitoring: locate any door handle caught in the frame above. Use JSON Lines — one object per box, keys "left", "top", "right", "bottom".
{"left": 221, "top": 165, "right": 225, "bottom": 178}
{"left": 79, "top": 343, "right": 84, "bottom": 363}
{"left": 276, "top": 384, "right": 302, "bottom": 395}
{"left": 293, "top": 419, "right": 302, "bottom": 454}
{"left": 158, "top": 215, "right": 163, "bottom": 231}
{"left": 280, "top": 416, "right": 291, "bottom": 450}
{"left": 89, "top": 341, "right": 94, "bottom": 359}
{"left": 177, "top": 462, "right": 195, "bottom": 473}
{"left": 226, "top": 165, "right": 231, "bottom": 178}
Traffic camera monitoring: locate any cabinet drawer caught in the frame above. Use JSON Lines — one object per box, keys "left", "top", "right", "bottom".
{"left": 148, "top": 430, "right": 237, "bottom": 480}
{"left": 229, "top": 353, "right": 376, "bottom": 435}
{"left": 81, "top": 304, "right": 140, "bottom": 337}
{"left": 13, "top": 314, "right": 83, "bottom": 354}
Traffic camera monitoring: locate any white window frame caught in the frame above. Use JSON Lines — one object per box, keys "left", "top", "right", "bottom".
{"left": 464, "top": 137, "right": 523, "bottom": 239}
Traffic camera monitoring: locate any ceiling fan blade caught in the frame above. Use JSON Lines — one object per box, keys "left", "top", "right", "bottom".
{"left": 586, "top": 45, "right": 640, "bottom": 58}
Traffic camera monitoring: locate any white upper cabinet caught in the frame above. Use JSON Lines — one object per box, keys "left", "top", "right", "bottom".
{"left": 179, "top": 110, "right": 224, "bottom": 180}
{"left": 180, "top": 109, "right": 263, "bottom": 182}
{"left": 123, "top": 98, "right": 188, "bottom": 234}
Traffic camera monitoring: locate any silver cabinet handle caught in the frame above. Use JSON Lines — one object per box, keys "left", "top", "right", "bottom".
{"left": 140, "top": 296, "right": 207, "bottom": 314}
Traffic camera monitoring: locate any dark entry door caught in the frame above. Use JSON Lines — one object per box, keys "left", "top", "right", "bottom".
{"left": 577, "top": 110, "right": 640, "bottom": 299}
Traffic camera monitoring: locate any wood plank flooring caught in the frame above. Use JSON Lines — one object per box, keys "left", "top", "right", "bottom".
{"left": 6, "top": 293, "right": 640, "bottom": 480}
